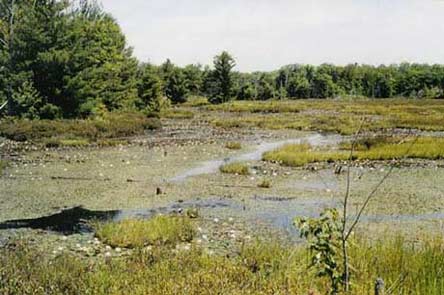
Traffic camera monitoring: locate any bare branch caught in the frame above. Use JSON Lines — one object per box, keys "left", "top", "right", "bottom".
{"left": 341, "top": 116, "right": 366, "bottom": 293}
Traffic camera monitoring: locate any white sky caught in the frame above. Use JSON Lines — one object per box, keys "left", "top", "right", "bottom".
{"left": 102, "top": 0, "right": 444, "bottom": 72}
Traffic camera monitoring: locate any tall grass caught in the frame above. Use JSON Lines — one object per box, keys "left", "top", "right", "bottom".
{"left": 264, "top": 137, "right": 444, "bottom": 167}
{"left": 219, "top": 162, "right": 250, "bottom": 175}
{"left": 263, "top": 143, "right": 348, "bottom": 167}
{"left": 1, "top": 236, "right": 444, "bottom": 294}
{"left": 95, "top": 215, "right": 195, "bottom": 248}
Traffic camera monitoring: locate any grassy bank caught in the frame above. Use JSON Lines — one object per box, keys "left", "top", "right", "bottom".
{"left": 263, "top": 137, "right": 444, "bottom": 167}
{"left": 1, "top": 234, "right": 443, "bottom": 294}
{"left": 0, "top": 112, "right": 161, "bottom": 147}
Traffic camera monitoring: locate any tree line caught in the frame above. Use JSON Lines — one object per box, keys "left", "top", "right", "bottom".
{"left": 1, "top": 0, "right": 444, "bottom": 120}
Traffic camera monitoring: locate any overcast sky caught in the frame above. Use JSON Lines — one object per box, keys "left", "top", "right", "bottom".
{"left": 102, "top": 0, "right": 444, "bottom": 72}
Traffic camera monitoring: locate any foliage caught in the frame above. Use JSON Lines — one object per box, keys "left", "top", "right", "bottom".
{"left": 165, "top": 68, "right": 189, "bottom": 104}
{"left": 136, "top": 64, "right": 165, "bottom": 112}
{"left": 295, "top": 209, "right": 344, "bottom": 294}
{"left": 208, "top": 51, "right": 236, "bottom": 104}
{"left": 95, "top": 215, "right": 195, "bottom": 248}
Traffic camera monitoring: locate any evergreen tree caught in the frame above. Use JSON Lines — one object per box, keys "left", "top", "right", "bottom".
{"left": 165, "top": 68, "right": 189, "bottom": 104}
{"left": 209, "top": 51, "right": 236, "bottom": 104}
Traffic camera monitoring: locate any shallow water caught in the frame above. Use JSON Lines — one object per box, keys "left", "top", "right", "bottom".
{"left": 1, "top": 197, "right": 443, "bottom": 236}
{"left": 170, "top": 133, "right": 341, "bottom": 182}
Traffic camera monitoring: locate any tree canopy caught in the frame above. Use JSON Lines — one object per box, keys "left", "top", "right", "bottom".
{"left": 1, "top": 1, "right": 444, "bottom": 120}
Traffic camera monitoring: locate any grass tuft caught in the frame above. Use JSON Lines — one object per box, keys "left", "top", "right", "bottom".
{"left": 225, "top": 141, "right": 242, "bottom": 150}
{"left": 95, "top": 215, "right": 195, "bottom": 248}
{"left": 258, "top": 179, "right": 272, "bottom": 188}
{"left": 219, "top": 162, "right": 250, "bottom": 175}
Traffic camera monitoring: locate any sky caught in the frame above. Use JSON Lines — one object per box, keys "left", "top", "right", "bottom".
{"left": 102, "top": 0, "right": 444, "bottom": 72}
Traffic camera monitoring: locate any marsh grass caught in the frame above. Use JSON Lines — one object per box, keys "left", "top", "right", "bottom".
{"left": 265, "top": 137, "right": 444, "bottom": 167}
{"left": 219, "top": 162, "right": 250, "bottom": 175}
{"left": 263, "top": 143, "right": 348, "bottom": 167}
{"left": 209, "top": 99, "right": 444, "bottom": 134}
{"left": 0, "top": 112, "right": 160, "bottom": 143}
{"left": 1, "top": 236, "right": 444, "bottom": 294}
{"left": 258, "top": 179, "right": 272, "bottom": 188}
{"left": 95, "top": 215, "right": 195, "bottom": 248}
{"left": 225, "top": 141, "right": 242, "bottom": 150}
{"left": 160, "top": 109, "right": 194, "bottom": 119}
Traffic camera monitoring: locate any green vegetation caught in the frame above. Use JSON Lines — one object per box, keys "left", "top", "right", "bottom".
{"left": 344, "top": 136, "right": 444, "bottom": 161}
{"left": 0, "top": 112, "right": 160, "bottom": 144}
{"left": 258, "top": 179, "right": 272, "bottom": 188}
{"left": 210, "top": 99, "right": 444, "bottom": 134}
{"left": 219, "top": 162, "right": 250, "bottom": 175}
{"left": 263, "top": 143, "right": 347, "bottom": 167}
{"left": 264, "top": 137, "right": 444, "bottom": 167}
{"left": 159, "top": 109, "right": 195, "bottom": 119}
{"left": 0, "top": 160, "right": 7, "bottom": 174}
{"left": 225, "top": 141, "right": 242, "bottom": 150}
{"left": 1, "top": 236, "right": 444, "bottom": 294}
{"left": 95, "top": 216, "right": 195, "bottom": 248}
{"left": 207, "top": 51, "right": 236, "bottom": 104}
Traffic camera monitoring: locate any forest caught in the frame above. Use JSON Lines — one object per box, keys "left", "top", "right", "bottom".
{"left": 2, "top": 0, "right": 444, "bottom": 120}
